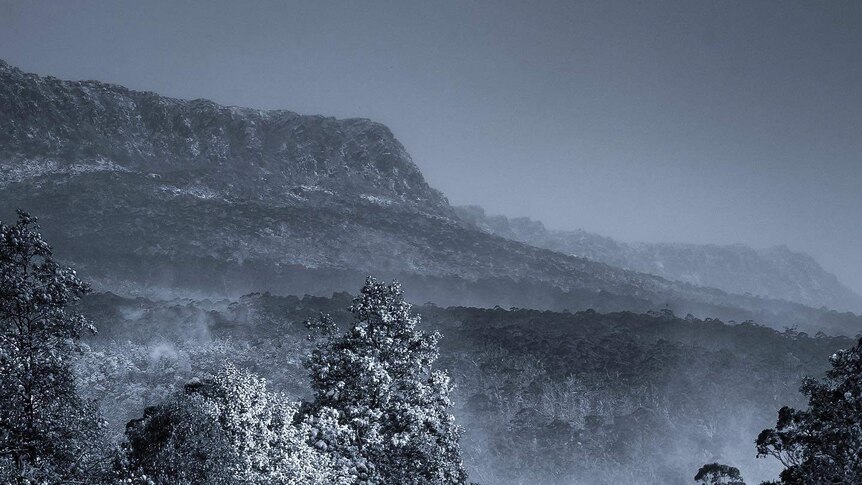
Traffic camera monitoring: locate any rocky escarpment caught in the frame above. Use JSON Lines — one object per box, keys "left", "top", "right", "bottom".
{"left": 0, "top": 59, "right": 450, "bottom": 215}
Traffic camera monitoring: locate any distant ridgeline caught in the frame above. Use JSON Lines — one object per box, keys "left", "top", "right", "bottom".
{"left": 456, "top": 205, "right": 862, "bottom": 313}
{"left": 1, "top": 59, "right": 860, "bottom": 335}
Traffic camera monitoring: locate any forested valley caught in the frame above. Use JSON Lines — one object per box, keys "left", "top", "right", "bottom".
{"left": 3, "top": 212, "right": 861, "bottom": 484}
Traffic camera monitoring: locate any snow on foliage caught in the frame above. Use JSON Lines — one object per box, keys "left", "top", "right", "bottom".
{"left": 123, "top": 363, "right": 351, "bottom": 484}
{"left": 304, "top": 277, "right": 468, "bottom": 485}
{"left": 120, "top": 278, "right": 468, "bottom": 484}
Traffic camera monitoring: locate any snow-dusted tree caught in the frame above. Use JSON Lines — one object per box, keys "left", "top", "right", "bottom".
{"left": 0, "top": 211, "right": 107, "bottom": 483}
{"left": 305, "top": 278, "right": 468, "bottom": 485}
{"left": 756, "top": 337, "right": 862, "bottom": 484}
{"left": 123, "top": 363, "right": 350, "bottom": 484}
{"left": 694, "top": 463, "right": 746, "bottom": 485}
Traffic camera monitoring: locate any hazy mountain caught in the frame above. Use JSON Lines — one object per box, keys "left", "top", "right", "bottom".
{"left": 455, "top": 205, "right": 862, "bottom": 313}
{"left": 1, "top": 60, "right": 860, "bottom": 335}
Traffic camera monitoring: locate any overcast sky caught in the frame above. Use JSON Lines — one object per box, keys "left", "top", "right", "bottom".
{"left": 1, "top": 0, "right": 861, "bottom": 294}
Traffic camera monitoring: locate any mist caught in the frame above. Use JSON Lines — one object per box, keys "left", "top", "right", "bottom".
{"left": 3, "top": 2, "right": 862, "bottom": 484}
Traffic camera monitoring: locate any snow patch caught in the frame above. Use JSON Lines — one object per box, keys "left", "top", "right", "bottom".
{"left": 360, "top": 194, "right": 393, "bottom": 206}
{"left": 0, "top": 157, "right": 133, "bottom": 186}
{"left": 159, "top": 184, "right": 221, "bottom": 200}
{"left": 296, "top": 185, "right": 335, "bottom": 196}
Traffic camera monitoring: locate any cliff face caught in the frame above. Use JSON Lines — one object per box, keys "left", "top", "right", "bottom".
{"left": 456, "top": 205, "right": 862, "bottom": 312}
{"left": 0, "top": 59, "right": 450, "bottom": 214}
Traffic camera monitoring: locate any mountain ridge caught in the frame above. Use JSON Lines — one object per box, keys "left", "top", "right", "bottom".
{"left": 0, "top": 59, "right": 451, "bottom": 216}
{"left": 1, "top": 60, "right": 860, "bottom": 335}
{"left": 455, "top": 205, "right": 862, "bottom": 312}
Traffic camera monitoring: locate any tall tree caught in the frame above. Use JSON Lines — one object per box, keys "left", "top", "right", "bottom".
{"left": 756, "top": 337, "right": 862, "bottom": 484}
{"left": 305, "top": 278, "right": 468, "bottom": 485}
{"left": 0, "top": 211, "right": 106, "bottom": 483}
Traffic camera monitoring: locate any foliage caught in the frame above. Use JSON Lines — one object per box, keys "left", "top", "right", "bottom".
{"left": 123, "top": 363, "right": 349, "bottom": 484}
{"left": 695, "top": 463, "right": 746, "bottom": 484}
{"left": 756, "top": 337, "right": 862, "bottom": 484}
{"left": 304, "top": 278, "right": 468, "bottom": 484}
{"left": 78, "top": 289, "right": 850, "bottom": 484}
{"left": 0, "top": 211, "right": 107, "bottom": 483}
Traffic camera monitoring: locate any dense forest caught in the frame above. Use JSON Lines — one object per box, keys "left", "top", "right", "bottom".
{"left": 2, "top": 212, "right": 862, "bottom": 484}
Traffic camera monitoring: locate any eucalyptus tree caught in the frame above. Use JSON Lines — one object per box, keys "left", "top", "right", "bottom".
{"left": 0, "top": 211, "right": 106, "bottom": 483}
{"left": 757, "top": 337, "right": 862, "bottom": 484}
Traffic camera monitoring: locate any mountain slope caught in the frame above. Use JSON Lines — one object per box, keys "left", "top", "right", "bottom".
{"left": 1, "top": 60, "right": 860, "bottom": 335}
{"left": 455, "top": 205, "right": 862, "bottom": 313}
{"left": 0, "top": 59, "right": 448, "bottom": 215}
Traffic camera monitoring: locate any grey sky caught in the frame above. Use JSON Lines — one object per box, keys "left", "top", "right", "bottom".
{"left": 1, "top": 0, "right": 861, "bottom": 294}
